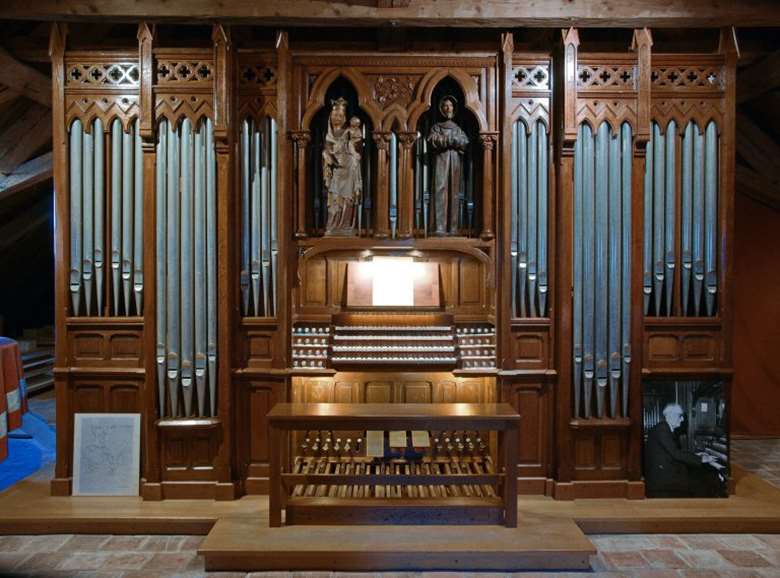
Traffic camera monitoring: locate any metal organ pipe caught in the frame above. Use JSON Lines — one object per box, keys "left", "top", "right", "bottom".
{"left": 93, "top": 118, "right": 105, "bottom": 316}
{"left": 537, "top": 126, "right": 548, "bottom": 317}
{"left": 82, "top": 127, "right": 94, "bottom": 316}
{"left": 270, "top": 117, "right": 279, "bottom": 315}
{"left": 527, "top": 121, "right": 538, "bottom": 318}
{"left": 642, "top": 120, "right": 718, "bottom": 317}
{"left": 692, "top": 125, "right": 705, "bottom": 316}
{"left": 180, "top": 118, "right": 195, "bottom": 417}
{"left": 121, "top": 125, "right": 134, "bottom": 315}
{"left": 262, "top": 119, "right": 272, "bottom": 318}
{"left": 517, "top": 122, "right": 528, "bottom": 318}
{"left": 111, "top": 120, "right": 122, "bottom": 316}
{"left": 165, "top": 120, "right": 180, "bottom": 417}
{"left": 573, "top": 121, "right": 632, "bottom": 419}
{"left": 157, "top": 117, "right": 218, "bottom": 418}
{"left": 69, "top": 120, "right": 83, "bottom": 316}
{"left": 594, "top": 122, "right": 608, "bottom": 419}
{"left": 704, "top": 121, "right": 718, "bottom": 316}
{"left": 133, "top": 123, "right": 144, "bottom": 315}
{"left": 681, "top": 122, "right": 694, "bottom": 315}
{"left": 240, "top": 120, "right": 251, "bottom": 315}
{"left": 620, "top": 124, "right": 632, "bottom": 419}
{"left": 206, "top": 118, "right": 217, "bottom": 417}
{"left": 155, "top": 121, "right": 168, "bottom": 417}
{"left": 652, "top": 122, "right": 665, "bottom": 316}
{"left": 664, "top": 121, "right": 677, "bottom": 315}
{"left": 194, "top": 123, "right": 208, "bottom": 417}
{"left": 390, "top": 131, "right": 398, "bottom": 238}
{"left": 582, "top": 123, "right": 595, "bottom": 419}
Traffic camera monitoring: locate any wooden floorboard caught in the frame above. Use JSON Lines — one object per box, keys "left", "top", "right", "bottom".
{"left": 0, "top": 466, "right": 777, "bottom": 536}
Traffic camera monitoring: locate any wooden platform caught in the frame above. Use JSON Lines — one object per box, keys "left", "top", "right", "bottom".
{"left": 198, "top": 515, "right": 595, "bottom": 572}
{"left": 0, "top": 466, "right": 777, "bottom": 538}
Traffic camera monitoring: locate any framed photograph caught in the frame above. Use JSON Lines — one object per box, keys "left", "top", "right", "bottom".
{"left": 73, "top": 413, "right": 141, "bottom": 496}
{"left": 642, "top": 380, "right": 728, "bottom": 498}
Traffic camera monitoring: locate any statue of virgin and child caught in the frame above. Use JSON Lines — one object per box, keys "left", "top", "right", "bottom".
{"left": 322, "top": 97, "right": 363, "bottom": 236}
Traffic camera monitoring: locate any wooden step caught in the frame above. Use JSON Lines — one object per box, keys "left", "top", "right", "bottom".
{"left": 26, "top": 373, "right": 54, "bottom": 395}
{"left": 199, "top": 515, "right": 595, "bottom": 572}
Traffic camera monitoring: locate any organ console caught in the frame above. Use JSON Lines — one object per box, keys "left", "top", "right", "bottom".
{"left": 291, "top": 314, "right": 496, "bottom": 370}
{"left": 268, "top": 402, "right": 519, "bottom": 527}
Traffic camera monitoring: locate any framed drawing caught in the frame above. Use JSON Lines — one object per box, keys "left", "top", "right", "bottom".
{"left": 73, "top": 413, "right": 141, "bottom": 496}
{"left": 642, "top": 380, "right": 729, "bottom": 498}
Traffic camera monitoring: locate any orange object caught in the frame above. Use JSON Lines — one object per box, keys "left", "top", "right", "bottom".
{"left": 0, "top": 338, "right": 27, "bottom": 462}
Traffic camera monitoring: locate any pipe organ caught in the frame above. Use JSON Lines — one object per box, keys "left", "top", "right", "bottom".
{"left": 50, "top": 23, "right": 737, "bottom": 502}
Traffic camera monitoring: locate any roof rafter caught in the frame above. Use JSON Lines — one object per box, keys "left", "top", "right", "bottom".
{"left": 1, "top": 0, "right": 780, "bottom": 27}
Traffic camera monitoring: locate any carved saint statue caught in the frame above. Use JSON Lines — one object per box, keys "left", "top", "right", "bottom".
{"left": 427, "top": 95, "right": 469, "bottom": 235}
{"left": 322, "top": 97, "right": 363, "bottom": 236}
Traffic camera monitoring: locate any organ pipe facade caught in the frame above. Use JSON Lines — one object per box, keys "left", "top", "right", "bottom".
{"left": 69, "top": 117, "right": 144, "bottom": 317}
{"left": 155, "top": 118, "right": 218, "bottom": 418}
{"left": 572, "top": 122, "right": 633, "bottom": 419}
{"left": 643, "top": 120, "right": 719, "bottom": 317}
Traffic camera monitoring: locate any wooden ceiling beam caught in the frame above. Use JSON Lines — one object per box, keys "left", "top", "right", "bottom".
{"left": 1, "top": 0, "right": 779, "bottom": 27}
{"left": 0, "top": 152, "right": 53, "bottom": 203}
{"left": 0, "top": 196, "right": 51, "bottom": 253}
{"left": 0, "top": 102, "right": 52, "bottom": 176}
{"left": 737, "top": 49, "right": 780, "bottom": 103}
{"left": 0, "top": 46, "right": 51, "bottom": 107}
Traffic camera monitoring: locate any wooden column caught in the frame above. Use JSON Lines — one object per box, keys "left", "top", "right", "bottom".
{"left": 628, "top": 28, "right": 653, "bottom": 484}
{"left": 291, "top": 130, "right": 310, "bottom": 238}
{"left": 553, "top": 27, "right": 579, "bottom": 494}
{"left": 498, "top": 32, "right": 513, "bottom": 369}
{"left": 373, "top": 130, "right": 391, "bottom": 238}
{"left": 49, "top": 21, "right": 71, "bottom": 497}
{"left": 276, "top": 30, "right": 291, "bottom": 368}
{"left": 213, "top": 24, "right": 237, "bottom": 499}
{"left": 138, "top": 22, "right": 163, "bottom": 500}
{"left": 397, "top": 131, "right": 417, "bottom": 239}
{"left": 719, "top": 27, "right": 738, "bottom": 369}
{"left": 480, "top": 132, "right": 498, "bottom": 240}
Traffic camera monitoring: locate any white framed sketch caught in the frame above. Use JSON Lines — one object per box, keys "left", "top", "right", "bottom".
{"left": 73, "top": 413, "right": 141, "bottom": 496}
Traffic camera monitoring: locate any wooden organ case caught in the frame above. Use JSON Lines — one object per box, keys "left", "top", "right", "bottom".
{"left": 49, "top": 23, "right": 738, "bottom": 503}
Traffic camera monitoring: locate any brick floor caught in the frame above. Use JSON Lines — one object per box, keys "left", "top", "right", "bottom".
{"left": 0, "top": 531, "right": 775, "bottom": 576}
{"left": 1, "top": 424, "right": 777, "bottom": 577}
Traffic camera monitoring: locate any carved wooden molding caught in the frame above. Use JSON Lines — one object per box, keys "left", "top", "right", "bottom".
{"left": 65, "top": 94, "right": 140, "bottom": 131}
{"left": 156, "top": 59, "right": 214, "bottom": 86}
{"left": 577, "top": 64, "right": 636, "bottom": 91}
{"left": 576, "top": 98, "right": 637, "bottom": 135}
{"left": 651, "top": 98, "right": 725, "bottom": 132}
{"left": 510, "top": 97, "right": 550, "bottom": 132}
{"left": 154, "top": 93, "right": 214, "bottom": 125}
{"left": 66, "top": 62, "right": 139, "bottom": 88}
{"left": 237, "top": 95, "right": 279, "bottom": 123}
{"left": 651, "top": 65, "right": 723, "bottom": 91}
{"left": 299, "top": 61, "right": 491, "bottom": 133}
{"left": 512, "top": 64, "right": 550, "bottom": 91}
